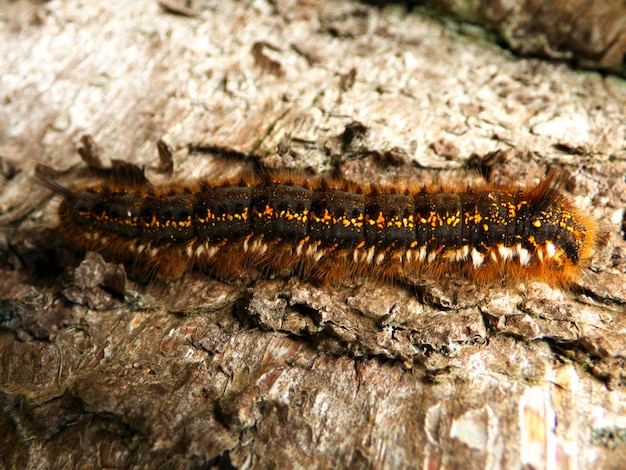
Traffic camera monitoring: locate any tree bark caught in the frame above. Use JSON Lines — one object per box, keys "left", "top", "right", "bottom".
{"left": 1, "top": 0, "right": 626, "bottom": 468}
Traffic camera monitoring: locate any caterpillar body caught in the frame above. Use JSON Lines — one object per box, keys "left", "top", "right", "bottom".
{"left": 47, "top": 161, "right": 597, "bottom": 288}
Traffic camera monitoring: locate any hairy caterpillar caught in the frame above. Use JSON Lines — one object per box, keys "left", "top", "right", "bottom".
{"left": 41, "top": 140, "right": 597, "bottom": 288}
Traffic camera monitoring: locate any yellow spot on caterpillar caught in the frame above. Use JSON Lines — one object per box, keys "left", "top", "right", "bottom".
{"left": 465, "top": 209, "right": 482, "bottom": 225}
{"left": 533, "top": 220, "right": 542, "bottom": 228}
{"left": 507, "top": 203, "right": 516, "bottom": 218}
{"left": 207, "top": 209, "right": 213, "bottom": 220}
{"left": 312, "top": 209, "right": 332, "bottom": 224}
{"left": 446, "top": 211, "right": 461, "bottom": 226}
{"left": 427, "top": 211, "right": 443, "bottom": 227}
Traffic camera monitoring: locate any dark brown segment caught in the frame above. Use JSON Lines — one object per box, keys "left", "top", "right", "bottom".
{"left": 251, "top": 183, "right": 312, "bottom": 240}
{"left": 365, "top": 193, "right": 416, "bottom": 249}
{"left": 415, "top": 193, "right": 463, "bottom": 251}
{"left": 309, "top": 189, "right": 366, "bottom": 247}
{"left": 140, "top": 192, "right": 196, "bottom": 243}
{"left": 102, "top": 192, "right": 144, "bottom": 238}
{"left": 63, "top": 188, "right": 104, "bottom": 227}
{"left": 454, "top": 191, "right": 518, "bottom": 253}
{"left": 527, "top": 199, "right": 586, "bottom": 264}
{"left": 194, "top": 186, "right": 253, "bottom": 242}
{"left": 65, "top": 188, "right": 143, "bottom": 238}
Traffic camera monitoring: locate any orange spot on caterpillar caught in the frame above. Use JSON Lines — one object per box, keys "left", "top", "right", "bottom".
{"left": 42, "top": 156, "right": 598, "bottom": 289}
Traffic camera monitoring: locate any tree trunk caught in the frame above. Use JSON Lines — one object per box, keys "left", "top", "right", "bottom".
{"left": 1, "top": 0, "right": 626, "bottom": 468}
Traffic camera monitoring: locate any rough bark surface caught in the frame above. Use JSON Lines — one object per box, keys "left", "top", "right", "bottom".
{"left": 1, "top": 0, "right": 626, "bottom": 468}
{"left": 424, "top": 0, "right": 626, "bottom": 77}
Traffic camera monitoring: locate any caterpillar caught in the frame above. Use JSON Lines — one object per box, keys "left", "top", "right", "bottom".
{"left": 40, "top": 156, "right": 597, "bottom": 289}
